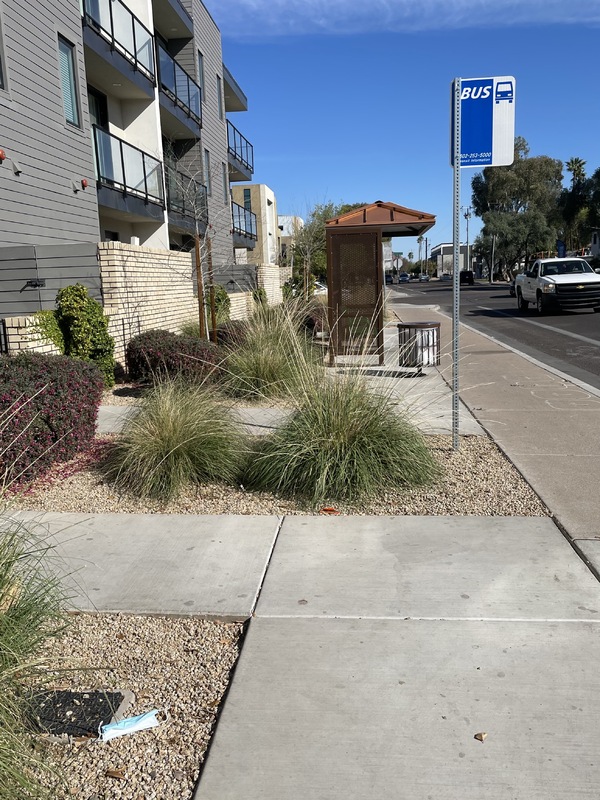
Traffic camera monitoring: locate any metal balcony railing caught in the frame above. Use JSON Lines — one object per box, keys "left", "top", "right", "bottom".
{"left": 166, "top": 166, "right": 208, "bottom": 223}
{"left": 82, "top": 0, "right": 155, "bottom": 81}
{"left": 232, "top": 201, "right": 257, "bottom": 240}
{"left": 93, "top": 126, "right": 164, "bottom": 205}
{"left": 227, "top": 120, "right": 254, "bottom": 173}
{"left": 158, "top": 44, "right": 202, "bottom": 125}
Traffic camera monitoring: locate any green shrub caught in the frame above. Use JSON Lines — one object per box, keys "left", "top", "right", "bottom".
{"left": 32, "top": 310, "right": 65, "bottom": 353}
{"left": 0, "top": 515, "right": 67, "bottom": 798}
{"left": 244, "top": 369, "right": 441, "bottom": 506}
{"left": 102, "top": 381, "right": 246, "bottom": 500}
{"left": 55, "top": 284, "right": 115, "bottom": 387}
{"left": 223, "top": 302, "right": 321, "bottom": 400}
{"left": 211, "top": 284, "right": 231, "bottom": 325}
{"left": 0, "top": 352, "right": 103, "bottom": 487}
{"left": 252, "top": 286, "right": 267, "bottom": 307}
{"left": 126, "top": 329, "right": 223, "bottom": 384}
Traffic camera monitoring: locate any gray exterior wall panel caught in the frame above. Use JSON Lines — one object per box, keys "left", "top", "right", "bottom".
{"left": 0, "top": 244, "right": 101, "bottom": 317}
{"left": 0, "top": 0, "right": 100, "bottom": 247}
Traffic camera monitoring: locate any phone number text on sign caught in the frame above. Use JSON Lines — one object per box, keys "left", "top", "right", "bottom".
{"left": 461, "top": 151, "right": 492, "bottom": 166}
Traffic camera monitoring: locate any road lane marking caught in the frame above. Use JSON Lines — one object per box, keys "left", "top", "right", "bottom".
{"left": 477, "top": 306, "right": 600, "bottom": 348}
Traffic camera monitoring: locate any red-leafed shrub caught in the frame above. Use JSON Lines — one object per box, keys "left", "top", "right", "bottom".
{"left": 0, "top": 352, "right": 103, "bottom": 486}
{"left": 126, "top": 330, "right": 223, "bottom": 383}
{"left": 216, "top": 320, "right": 249, "bottom": 348}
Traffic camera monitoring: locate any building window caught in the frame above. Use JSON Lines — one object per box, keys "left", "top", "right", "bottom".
{"left": 0, "top": 6, "right": 6, "bottom": 91}
{"left": 221, "top": 162, "right": 228, "bottom": 205}
{"left": 204, "top": 148, "right": 211, "bottom": 195}
{"left": 58, "top": 35, "right": 80, "bottom": 127}
{"left": 243, "top": 188, "right": 251, "bottom": 211}
{"left": 197, "top": 50, "right": 205, "bottom": 103}
{"left": 216, "top": 74, "right": 223, "bottom": 120}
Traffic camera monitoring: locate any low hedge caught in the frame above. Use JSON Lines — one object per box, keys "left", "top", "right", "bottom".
{"left": 0, "top": 352, "right": 103, "bottom": 485}
{"left": 126, "top": 329, "right": 223, "bottom": 383}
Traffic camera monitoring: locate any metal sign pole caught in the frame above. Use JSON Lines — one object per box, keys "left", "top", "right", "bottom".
{"left": 452, "top": 78, "right": 461, "bottom": 451}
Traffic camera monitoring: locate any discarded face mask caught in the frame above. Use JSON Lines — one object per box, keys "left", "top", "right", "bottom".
{"left": 100, "top": 709, "right": 164, "bottom": 742}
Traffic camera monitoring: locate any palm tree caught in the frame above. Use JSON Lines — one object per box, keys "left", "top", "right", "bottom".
{"left": 566, "top": 157, "right": 586, "bottom": 188}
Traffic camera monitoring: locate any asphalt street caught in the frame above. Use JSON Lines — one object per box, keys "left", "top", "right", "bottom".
{"left": 388, "top": 281, "right": 600, "bottom": 391}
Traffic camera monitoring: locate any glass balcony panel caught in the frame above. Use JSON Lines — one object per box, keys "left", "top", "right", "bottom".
{"left": 227, "top": 120, "right": 254, "bottom": 172}
{"left": 134, "top": 19, "right": 153, "bottom": 74}
{"left": 158, "top": 46, "right": 176, "bottom": 94}
{"left": 145, "top": 158, "right": 164, "bottom": 201}
{"left": 111, "top": 1, "right": 135, "bottom": 57}
{"left": 189, "top": 84, "right": 201, "bottom": 119}
{"left": 174, "top": 63, "right": 190, "bottom": 108}
{"left": 123, "top": 146, "right": 145, "bottom": 195}
{"left": 84, "top": 0, "right": 111, "bottom": 33}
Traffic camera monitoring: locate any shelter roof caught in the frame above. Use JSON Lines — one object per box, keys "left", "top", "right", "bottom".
{"left": 325, "top": 201, "right": 435, "bottom": 237}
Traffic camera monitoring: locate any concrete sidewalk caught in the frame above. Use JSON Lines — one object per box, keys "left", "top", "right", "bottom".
{"left": 26, "top": 303, "right": 600, "bottom": 798}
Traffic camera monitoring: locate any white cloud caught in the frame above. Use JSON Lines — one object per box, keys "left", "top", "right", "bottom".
{"left": 207, "top": 0, "right": 600, "bottom": 38}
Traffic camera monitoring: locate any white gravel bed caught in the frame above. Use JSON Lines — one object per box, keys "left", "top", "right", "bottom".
{"left": 36, "top": 614, "right": 242, "bottom": 800}
{"left": 13, "top": 434, "right": 548, "bottom": 517}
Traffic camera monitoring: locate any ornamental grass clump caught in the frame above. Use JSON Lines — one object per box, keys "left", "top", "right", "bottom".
{"left": 244, "top": 367, "right": 442, "bottom": 507}
{"left": 223, "top": 301, "right": 322, "bottom": 400}
{"left": 102, "top": 381, "right": 246, "bottom": 501}
{"left": 0, "top": 515, "right": 67, "bottom": 798}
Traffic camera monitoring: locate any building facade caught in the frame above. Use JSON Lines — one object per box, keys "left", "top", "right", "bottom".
{"left": 0, "top": 0, "right": 256, "bottom": 317}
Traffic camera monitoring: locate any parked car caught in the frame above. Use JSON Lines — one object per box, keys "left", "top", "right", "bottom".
{"left": 418, "top": 273, "right": 430, "bottom": 282}
{"left": 385, "top": 273, "right": 393, "bottom": 284}
{"left": 399, "top": 272, "right": 410, "bottom": 283}
{"left": 314, "top": 281, "right": 327, "bottom": 295}
{"left": 440, "top": 273, "right": 452, "bottom": 281}
{"left": 459, "top": 270, "right": 475, "bottom": 285}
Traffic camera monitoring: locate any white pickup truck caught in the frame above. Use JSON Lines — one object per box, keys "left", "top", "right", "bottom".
{"left": 515, "top": 257, "right": 600, "bottom": 314}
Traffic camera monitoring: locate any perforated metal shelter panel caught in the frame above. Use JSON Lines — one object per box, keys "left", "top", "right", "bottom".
{"left": 327, "top": 228, "right": 383, "bottom": 358}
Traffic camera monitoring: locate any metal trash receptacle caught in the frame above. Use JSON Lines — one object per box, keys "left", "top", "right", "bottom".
{"left": 397, "top": 322, "right": 440, "bottom": 369}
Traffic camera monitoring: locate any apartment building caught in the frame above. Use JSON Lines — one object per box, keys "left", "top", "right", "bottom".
{"left": 231, "top": 184, "right": 279, "bottom": 267}
{"left": 0, "top": 0, "right": 256, "bottom": 317}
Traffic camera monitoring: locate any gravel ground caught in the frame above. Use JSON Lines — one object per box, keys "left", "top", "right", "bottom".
{"left": 13, "top": 434, "right": 548, "bottom": 517}
{"left": 17, "top": 423, "right": 547, "bottom": 799}
{"left": 36, "top": 614, "right": 243, "bottom": 800}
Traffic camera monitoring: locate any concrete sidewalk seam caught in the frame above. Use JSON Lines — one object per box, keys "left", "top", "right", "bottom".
{"left": 254, "top": 614, "right": 600, "bottom": 623}
{"left": 249, "top": 515, "right": 285, "bottom": 618}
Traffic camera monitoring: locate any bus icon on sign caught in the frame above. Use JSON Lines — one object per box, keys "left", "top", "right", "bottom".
{"left": 495, "top": 81, "right": 514, "bottom": 103}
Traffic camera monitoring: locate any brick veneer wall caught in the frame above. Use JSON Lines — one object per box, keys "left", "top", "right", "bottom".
{"left": 2, "top": 316, "right": 61, "bottom": 355}
{"left": 257, "top": 264, "right": 283, "bottom": 305}
{"left": 1, "top": 244, "right": 283, "bottom": 365}
{"left": 98, "top": 242, "right": 199, "bottom": 364}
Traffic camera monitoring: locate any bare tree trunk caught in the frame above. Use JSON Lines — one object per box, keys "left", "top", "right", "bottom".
{"left": 206, "top": 237, "right": 218, "bottom": 344}
{"left": 195, "top": 234, "right": 207, "bottom": 339}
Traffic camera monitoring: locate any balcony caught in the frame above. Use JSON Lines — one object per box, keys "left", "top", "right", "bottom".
{"left": 166, "top": 166, "right": 208, "bottom": 233}
{"left": 151, "top": 0, "right": 194, "bottom": 41}
{"left": 82, "top": 0, "right": 155, "bottom": 98}
{"left": 157, "top": 44, "right": 202, "bottom": 137}
{"left": 223, "top": 64, "right": 248, "bottom": 112}
{"left": 93, "top": 126, "right": 165, "bottom": 220}
{"left": 232, "top": 201, "right": 257, "bottom": 249}
{"left": 227, "top": 120, "right": 254, "bottom": 182}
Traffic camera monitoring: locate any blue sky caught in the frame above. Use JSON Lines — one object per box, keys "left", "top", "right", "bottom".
{"left": 207, "top": 0, "right": 600, "bottom": 257}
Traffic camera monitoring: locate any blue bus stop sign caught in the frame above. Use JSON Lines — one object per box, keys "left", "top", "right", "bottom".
{"left": 451, "top": 76, "right": 516, "bottom": 168}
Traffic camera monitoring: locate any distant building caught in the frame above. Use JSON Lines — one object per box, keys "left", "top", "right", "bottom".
{"left": 430, "top": 243, "right": 469, "bottom": 275}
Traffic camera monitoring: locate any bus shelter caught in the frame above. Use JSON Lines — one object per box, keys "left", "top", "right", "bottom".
{"left": 325, "top": 201, "right": 435, "bottom": 364}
